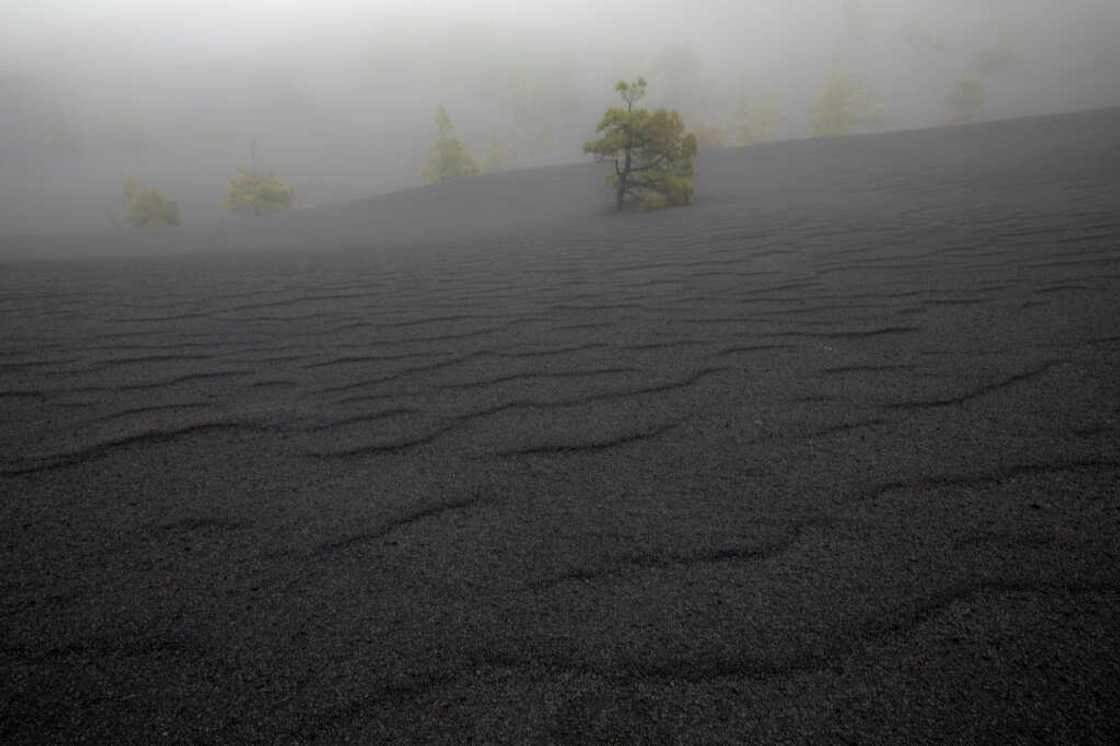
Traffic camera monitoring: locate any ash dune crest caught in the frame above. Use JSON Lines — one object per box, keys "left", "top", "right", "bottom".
{"left": 2, "top": 109, "right": 1120, "bottom": 742}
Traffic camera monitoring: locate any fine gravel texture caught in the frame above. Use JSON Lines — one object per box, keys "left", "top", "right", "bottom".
{"left": 2, "top": 109, "right": 1119, "bottom": 743}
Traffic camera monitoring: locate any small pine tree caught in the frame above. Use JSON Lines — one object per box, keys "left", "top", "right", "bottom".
{"left": 809, "top": 71, "right": 883, "bottom": 138}
{"left": 224, "top": 169, "right": 294, "bottom": 215}
{"left": 583, "top": 78, "right": 698, "bottom": 212}
{"left": 946, "top": 77, "right": 985, "bottom": 125}
{"left": 423, "top": 106, "right": 480, "bottom": 184}
{"left": 122, "top": 178, "right": 181, "bottom": 228}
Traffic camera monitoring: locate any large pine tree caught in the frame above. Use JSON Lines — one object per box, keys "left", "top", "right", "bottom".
{"left": 583, "top": 79, "right": 697, "bottom": 211}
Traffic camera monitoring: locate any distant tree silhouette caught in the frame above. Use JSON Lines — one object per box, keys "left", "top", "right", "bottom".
{"left": 971, "top": 35, "right": 1019, "bottom": 77}
{"left": 648, "top": 44, "right": 706, "bottom": 120}
{"left": 900, "top": 22, "right": 1019, "bottom": 127}
{"left": 583, "top": 78, "right": 698, "bottom": 211}
{"left": 734, "top": 91, "right": 783, "bottom": 147}
{"left": 946, "top": 77, "right": 986, "bottom": 125}
{"left": 692, "top": 123, "right": 731, "bottom": 152}
{"left": 424, "top": 106, "right": 480, "bottom": 184}
{"left": 483, "top": 133, "right": 507, "bottom": 173}
{"left": 122, "top": 178, "right": 180, "bottom": 227}
{"left": 809, "top": 71, "right": 883, "bottom": 137}
{"left": 225, "top": 169, "right": 294, "bottom": 215}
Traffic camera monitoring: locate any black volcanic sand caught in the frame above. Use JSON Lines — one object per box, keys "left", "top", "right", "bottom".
{"left": 2, "top": 110, "right": 1120, "bottom": 743}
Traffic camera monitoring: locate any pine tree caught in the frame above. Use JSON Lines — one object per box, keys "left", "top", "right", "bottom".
{"left": 122, "top": 178, "right": 181, "bottom": 228}
{"left": 423, "top": 106, "right": 480, "bottom": 184}
{"left": 809, "top": 71, "right": 883, "bottom": 138}
{"left": 224, "top": 169, "right": 295, "bottom": 215}
{"left": 583, "top": 79, "right": 698, "bottom": 211}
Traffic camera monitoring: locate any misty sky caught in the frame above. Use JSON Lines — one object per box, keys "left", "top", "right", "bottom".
{"left": 3, "top": 1, "right": 1119, "bottom": 234}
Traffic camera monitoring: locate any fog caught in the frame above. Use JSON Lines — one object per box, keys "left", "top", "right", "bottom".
{"left": 3, "top": 0, "right": 1118, "bottom": 235}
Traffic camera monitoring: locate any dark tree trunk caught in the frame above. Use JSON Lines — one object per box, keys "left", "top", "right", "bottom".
{"left": 617, "top": 146, "right": 632, "bottom": 212}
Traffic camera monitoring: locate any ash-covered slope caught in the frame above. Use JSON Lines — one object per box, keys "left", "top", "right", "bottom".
{"left": 0, "top": 156, "right": 612, "bottom": 260}
{"left": 4, "top": 106, "right": 1118, "bottom": 262}
{"left": 1, "top": 108, "right": 1119, "bottom": 743}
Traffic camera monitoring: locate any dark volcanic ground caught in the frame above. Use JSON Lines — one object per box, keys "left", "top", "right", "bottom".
{"left": 2, "top": 110, "right": 1120, "bottom": 743}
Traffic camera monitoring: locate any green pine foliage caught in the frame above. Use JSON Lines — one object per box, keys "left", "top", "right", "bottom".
{"left": 224, "top": 169, "right": 295, "bottom": 215}
{"left": 122, "top": 178, "right": 181, "bottom": 228}
{"left": 583, "top": 78, "right": 698, "bottom": 212}
{"left": 424, "top": 106, "right": 480, "bottom": 184}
